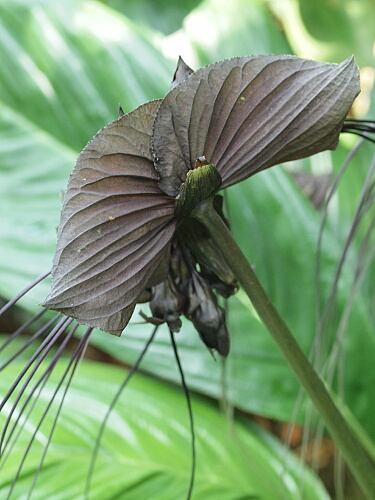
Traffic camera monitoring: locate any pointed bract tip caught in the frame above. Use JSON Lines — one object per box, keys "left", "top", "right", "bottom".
{"left": 171, "top": 56, "right": 194, "bottom": 89}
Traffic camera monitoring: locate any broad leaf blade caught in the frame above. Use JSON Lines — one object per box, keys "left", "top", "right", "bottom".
{"left": 0, "top": 106, "right": 75, "bottom": 306}
{"left": 270, "top": 0, "right": 375, "bottom": 67}
{"left": 0, "top": 0, "right": 172, "bottom": 151}
{"left": 166, "top": 0, "right": 292, "bottom": 65}
{"left": 0, "top": 356, "right": 330, "bottom": 500}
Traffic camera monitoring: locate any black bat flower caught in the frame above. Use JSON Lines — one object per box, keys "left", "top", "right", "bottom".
{"left": 2, "top": 53, "right": 374, "bottom": 500}
{"left": 41, "top": 54, "right": 359, "bottom": 356}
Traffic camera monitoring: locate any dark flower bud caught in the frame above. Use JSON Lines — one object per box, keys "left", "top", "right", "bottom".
{"left": 178, "top": 216, "right": 237, "bottom": 296}
{"left": 169, "top": 239, "right": 192, "bottom": 294}
{"left": 150, "top": 276, "right": 184, "bottom": 333}
{"left": 187, "top": 271, "right": 230, "bottom": 357}
{"left": 198, "top": 265, "right": 237, "bottom": 299}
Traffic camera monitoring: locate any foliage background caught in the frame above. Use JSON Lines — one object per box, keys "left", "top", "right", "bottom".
{"left": 0, "top": 0, "right": 374, "bottom": 498}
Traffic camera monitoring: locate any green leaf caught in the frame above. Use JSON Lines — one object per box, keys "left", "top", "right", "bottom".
{"left": 0, "top": 356, "right": 330, "bottom": 499}
{"left": 0, "top": 104, "right": 74, "bottom": 306}
{"left": 164, "top": 0, "right": 292, "bottom": 66}
{"left": 100, "top": 0, "right": 203, "bottom": 35}
{"left": 268, "top": 0, "right": 375, "bottom": 66}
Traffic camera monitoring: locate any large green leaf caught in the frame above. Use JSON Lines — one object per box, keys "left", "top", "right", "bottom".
{"left": 101, "top": 0, "right": 203, "bottom": 35}
{"left": 268, "top": 0, "right": 375, "bottom": 66}
{"left": 0, "top": 356, "right": 330, "bottom": 499}
{"left": 163, "top": 0, "right": 292, "bottom": 67}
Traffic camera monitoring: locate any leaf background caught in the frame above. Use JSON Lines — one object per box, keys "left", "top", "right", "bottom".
{"left": 0, "top": 350, "right": 330, "bottom": 499}
{"left": 0, "top": 0, "right": 374, "bottom": 497}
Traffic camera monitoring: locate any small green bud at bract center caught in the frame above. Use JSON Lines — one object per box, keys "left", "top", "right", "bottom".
{"left": 175, "top": 158, "right": 222, "bottom": 217}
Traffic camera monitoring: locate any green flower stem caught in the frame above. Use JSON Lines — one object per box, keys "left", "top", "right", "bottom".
{"left": 192, "top": 198, "right": 375, "bottom": 500}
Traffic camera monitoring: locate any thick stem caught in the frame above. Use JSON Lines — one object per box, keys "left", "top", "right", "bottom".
{"left": 192, "top": 198, "right": 375, "bottom": 500}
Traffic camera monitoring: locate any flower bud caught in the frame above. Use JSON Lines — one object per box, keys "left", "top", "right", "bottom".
{"left": 187, "top": 271, "right": 230, "bottom": 357}
{"left": 150, "top": 276, "right": 184, "bottom": 333}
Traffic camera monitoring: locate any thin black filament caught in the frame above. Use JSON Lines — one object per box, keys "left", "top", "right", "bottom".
{"left": 4, "top": 326, "right": 92, "bottom": 500}
{"left": 342, "top": 119, "right": 375, "bottom": 144}
{"left": 0, "top": 317, "right": 74, "bottom": 457}
{"left": 0, "top": 313, "right": 61, "bottom": 369}
{"left": 0, "top": 316, "right": 72, "bottom": 416}
{"left": 169, "top": 330, "right": 196, "bottom": 500}
{"left": 0, "top": 309, "right": 47, "bottom": 354}
{"left": 26, "top": 327, "right": 92, "bottom": 499}
{"left": 84, "top": 325, "right": 159, "bottom": 499}
{"left": 314, "top": 137, "right": 366, "bottom": 340}
{"left": 0, "top": 271, "right": 51, "bottom": 317}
